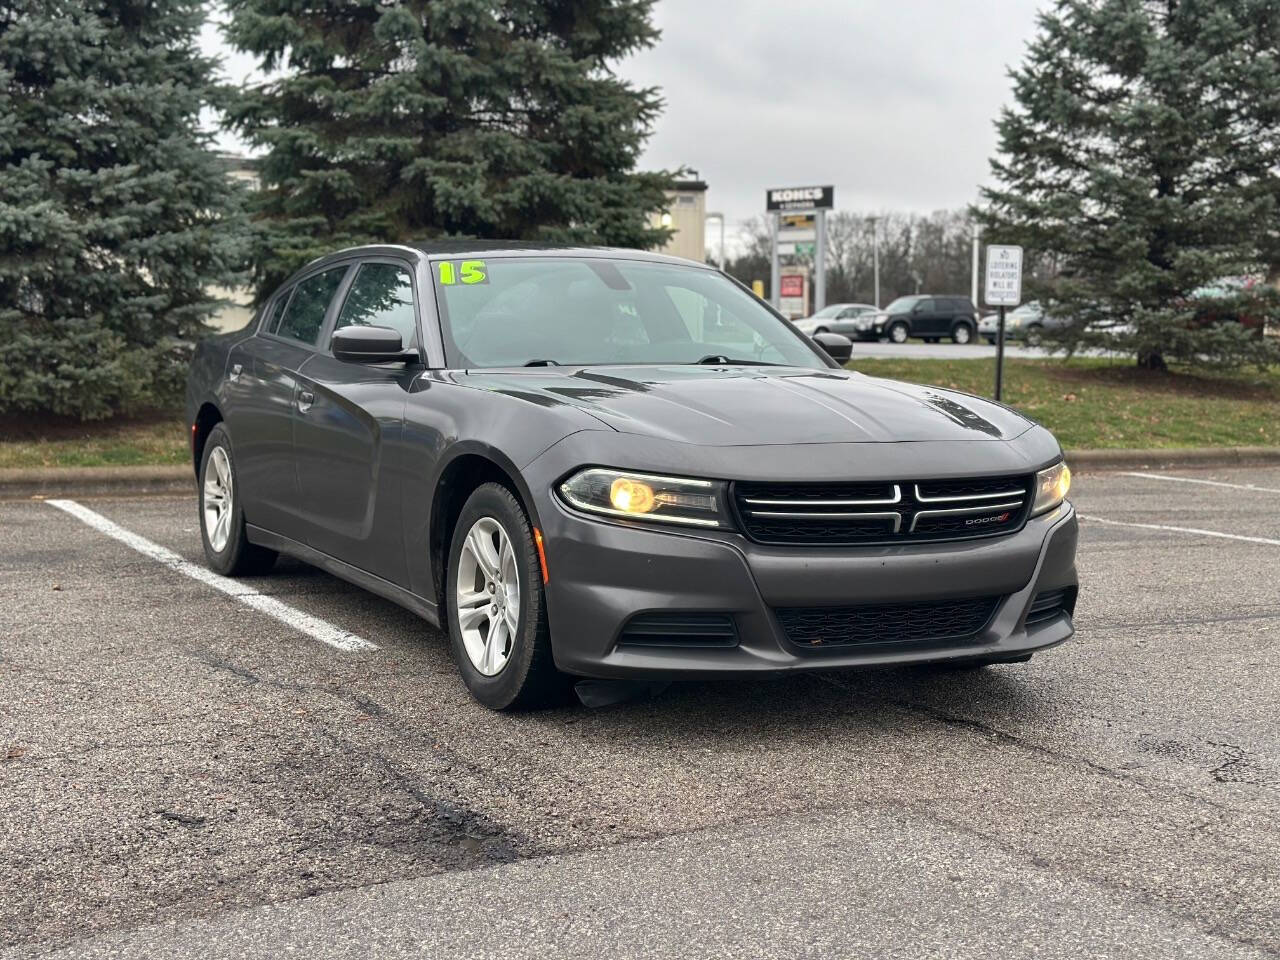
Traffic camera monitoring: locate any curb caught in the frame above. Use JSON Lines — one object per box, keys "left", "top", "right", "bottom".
{"left": 1065, "top": 446, "right": 1280, "bottom": 471}
{"left": 0, "top": 464, "right": 193, "bottom": 500}
{"left": 3, "top": 447, "right": 1279, "bottom": 500}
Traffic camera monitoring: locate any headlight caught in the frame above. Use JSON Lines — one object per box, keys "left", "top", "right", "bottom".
{"left": 1031, "top": 461, "right": 1071, "bottom": 515}
{"left": 559, "top": 468, "right": 728, "bottom": 527}
{"left": 854, "top": 317, "right": 872, "bottom": 330}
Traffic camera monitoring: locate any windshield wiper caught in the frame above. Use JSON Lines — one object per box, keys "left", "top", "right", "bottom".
{"left": 693, "top": 354, "right": 777, "bottom": 366}
{"left": 524, "top": 359, "right": 560, "bottom": 366}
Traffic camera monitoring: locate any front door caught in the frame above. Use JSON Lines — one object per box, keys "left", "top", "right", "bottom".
{"left": 293, "top": 259, "right": 422, "bottom": 585}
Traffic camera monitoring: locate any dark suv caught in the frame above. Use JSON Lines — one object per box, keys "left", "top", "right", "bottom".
{"left": 871, "top": 295, "right": 979, "bottom": 344}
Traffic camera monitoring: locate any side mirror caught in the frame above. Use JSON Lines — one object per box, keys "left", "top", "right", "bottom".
{"left": 812, "top": 331, "right": 853, "bottom": 363}
{"left": 331, "top": 325, "right": 415, "bottom": 364}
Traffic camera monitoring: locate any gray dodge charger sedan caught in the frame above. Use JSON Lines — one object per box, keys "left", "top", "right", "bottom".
{"left": 186, "top": 243, "right": 1078, "bottom": 710}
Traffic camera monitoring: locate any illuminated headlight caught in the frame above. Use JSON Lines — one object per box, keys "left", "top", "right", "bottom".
{"left": 559, "top": 468, "right": 728, "bottom": 527}
{"left": 1031, "top": 461, "right": 1071, "bottom": 515}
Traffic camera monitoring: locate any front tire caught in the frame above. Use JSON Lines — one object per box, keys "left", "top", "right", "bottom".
{"left": 447, "top": 483, "right": 570, "bottom": 710}
{"left": 199, "top": 424, "right": 277, "bottom": 576}
{"left": 887, "top": 321, "right": 910, "bottom": 344}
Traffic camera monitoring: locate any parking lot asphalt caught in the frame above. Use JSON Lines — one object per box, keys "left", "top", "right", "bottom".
{"left": 2, "top": 467, "right": 1279, "bottom": 958}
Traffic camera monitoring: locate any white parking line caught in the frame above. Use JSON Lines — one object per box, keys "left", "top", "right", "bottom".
{"left": 47, "top": 499, "right": 378, "bottom": 653}
{"left": 1079, "top": 513, "right": 1280, "bottom": 547}
{"left": 1118, "top": 471, "right": 1280, "bottom": 494}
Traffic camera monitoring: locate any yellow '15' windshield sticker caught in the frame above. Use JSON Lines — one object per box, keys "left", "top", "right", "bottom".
{"left": 437, "top": 260, "right": 488, "bottom": 286}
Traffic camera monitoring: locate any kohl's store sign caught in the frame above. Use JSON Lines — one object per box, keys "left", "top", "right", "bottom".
{"left": 766, "top": 185, "right": 834, "bottom": 212}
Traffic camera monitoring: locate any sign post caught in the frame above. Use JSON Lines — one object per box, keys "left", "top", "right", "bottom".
{"left": 767, "top": 186, "right": 834, "bottom": 315}
{"left": 983, "top": 244, "right": 1023, "bottom": 402}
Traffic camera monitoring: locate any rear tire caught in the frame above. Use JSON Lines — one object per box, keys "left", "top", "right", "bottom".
{"left": 950, "top": 321, "right": 974, "bottom": 344}
{"left": 446, "top": 483, "right": 571, "bottom": 711}
{"left": 198, "top": 424, "right": 277, "bottom": 577}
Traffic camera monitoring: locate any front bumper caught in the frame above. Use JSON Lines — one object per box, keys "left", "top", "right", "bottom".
{"left": 535, "top": 493, "right": 1079, "bottom": 679}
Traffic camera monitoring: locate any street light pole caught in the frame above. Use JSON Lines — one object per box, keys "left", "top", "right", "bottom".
{"left": 870, "top": 216, "right": 881, "bottom": 308}
{"left": 970, "top": 223, "right": 979, "bottom": 308}
{"left": 705, "top": 212, "right": 726, "bottom": 270}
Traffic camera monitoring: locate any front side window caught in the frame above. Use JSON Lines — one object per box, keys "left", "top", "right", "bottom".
{"left": 884, "top": 296, "right": 921, "bottom": 314}
{"left": 334, "top": 262, "right": 417, "bottom": 347}
{"left": 276, "top": 266, "right": 348, "bottom": 346}
{"left": 434, "top": 258, "right": 825, "bottom": 369}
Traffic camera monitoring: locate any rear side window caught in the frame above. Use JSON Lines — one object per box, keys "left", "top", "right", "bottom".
{"left": 334, "top": 262, "right": 418, "bottom": 347}
{"left": 263, "top": 290, "right": 290, "bottom": 334}
{"left": 277, "top": 267, "right": 348, "bottom": 345}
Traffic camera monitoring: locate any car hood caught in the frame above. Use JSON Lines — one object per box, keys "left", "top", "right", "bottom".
{"left": 456, "top": 366, "right": 1034, "bottom": 446}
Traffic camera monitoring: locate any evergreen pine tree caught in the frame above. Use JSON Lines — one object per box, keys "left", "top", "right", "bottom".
{"left": 979, "top": 0, "right": 1280, "bottom": 369}
{"left": 0, "top": 0, "right": 247, "bottom": 419}
{"left": 224, "top": 0, "right": 675, "bottom": 298}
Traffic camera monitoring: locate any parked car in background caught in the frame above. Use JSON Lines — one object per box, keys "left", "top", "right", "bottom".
{"left": 1187, "top": 276, "right": 1267, "bottom": 333}
{"left": 979, "top": 301, "right": 1064, "bottom": 345}
{"left": 870, "top": 296, "right": 979, "bottom": 344}
{"left": 794, "top": 303, "right": 879, "bottom": 338}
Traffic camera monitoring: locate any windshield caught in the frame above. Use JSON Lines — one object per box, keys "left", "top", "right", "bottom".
{"left": 883, "top": 296, "right": 921, "bottom": 313}
{"left": 434, "top": 257, "right": 827, "bottom": 369}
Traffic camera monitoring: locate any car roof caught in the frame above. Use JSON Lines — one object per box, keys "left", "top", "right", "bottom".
{"left": 293, "top": 242, "right": 714, "bottom": 278}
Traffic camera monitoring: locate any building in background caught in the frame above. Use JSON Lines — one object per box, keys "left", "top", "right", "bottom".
{"left": 651, "top": 176, "right": 708, "bottom": 263}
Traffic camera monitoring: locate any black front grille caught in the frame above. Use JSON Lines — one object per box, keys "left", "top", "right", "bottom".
{"left": 775, "top": 596, "right": 1000, "bottom": 648}
{"left": 734, "top": 474, "right": 1032, "bottom": 546}
{"left": 617, "top": 613, "right": 739, "bottom": 648}
{"left": 1025, "top": 587, "right": 1077, "bottom": 625}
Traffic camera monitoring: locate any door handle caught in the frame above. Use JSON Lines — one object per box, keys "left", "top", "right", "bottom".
{"left": 228, "top": 363, "right": 242, "bottom": 383}
{"left": 297, "top": 389, "right": 315, "bottom": 413}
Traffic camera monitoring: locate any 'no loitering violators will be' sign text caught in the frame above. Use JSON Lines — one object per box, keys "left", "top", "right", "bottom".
{"left": 984, "top": 244, "right": 1023, "bottom": 307}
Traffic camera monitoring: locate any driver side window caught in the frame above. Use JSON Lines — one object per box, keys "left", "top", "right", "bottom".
{"left": 334, "top": 262, "right": 418, "bottom": 347}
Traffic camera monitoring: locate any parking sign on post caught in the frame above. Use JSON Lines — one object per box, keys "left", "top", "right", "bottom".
{"left": 984, "top": 245, "right": 1023, "bottom": 306}
{"left": 984, "top": 244, "right": 1023, "bottom": 401}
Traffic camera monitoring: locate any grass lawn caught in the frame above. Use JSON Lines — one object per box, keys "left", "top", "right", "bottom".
{"left": 0, "top": 357, "right": 1276, "bottom": 467}
{"left": 0, "top": 414, "right": 188, "bottom": 469}
{"left": 850, "top": 356, "right": 1280, "bottom": 450}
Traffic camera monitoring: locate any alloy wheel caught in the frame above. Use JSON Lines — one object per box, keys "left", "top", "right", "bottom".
{"left": 890, "top": 323, "right": 908, "bottom": 344}
{"left": 203, "top": 446, "right": 234, "bottom": 552}
{"left": 953, "top": 324, "right": 972, "bottom": 344}
{"left": 455, "top": 516, "right": 521, "bottom": 676}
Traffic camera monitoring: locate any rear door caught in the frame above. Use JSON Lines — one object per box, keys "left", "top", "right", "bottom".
{"left": 292, "top": 257, "right": 422, "bottom": 584}
{"left": 239, "top": 265, "right": 350, "bottom": 542}
{"left": 223, "top": 288, "right": 300, "bottom": 538}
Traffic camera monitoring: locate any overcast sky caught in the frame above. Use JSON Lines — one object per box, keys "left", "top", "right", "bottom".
{"left": 200, "top": 0, "right": 1045, "bottom": 246}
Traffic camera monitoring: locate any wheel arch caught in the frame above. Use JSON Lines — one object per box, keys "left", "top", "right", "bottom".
{"left": 192, "top": 401, "right": 224, "bottom": 476}
{"left": 428, "top": 443, "right": 543, "bottom": 616}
